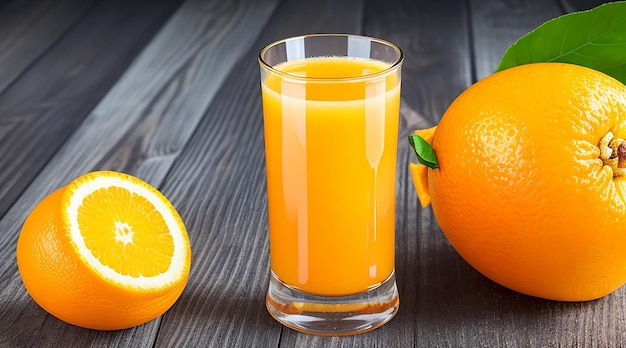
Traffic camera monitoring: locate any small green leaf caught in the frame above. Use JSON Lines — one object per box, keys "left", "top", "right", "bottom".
{"left": 496, "top": 1, "right": 626, "bottom": 85}
{"left": 408, "top": 134, "right": 439, "bottom": 169}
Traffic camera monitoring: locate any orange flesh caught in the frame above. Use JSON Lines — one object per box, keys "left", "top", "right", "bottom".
{"left": 77, "top": 187, "right": 174, "bottom": 277}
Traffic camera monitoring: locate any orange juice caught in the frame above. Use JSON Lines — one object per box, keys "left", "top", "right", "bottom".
{"left": 262, "top": 56, "right": 400, "bottom": 296}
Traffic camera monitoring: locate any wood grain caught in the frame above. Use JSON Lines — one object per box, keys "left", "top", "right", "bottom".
{"left": 0, "top": 0, "right": 278, "bottom": 347}
{"left": 0, "top": 0, "right": 94, "bottom": 94}
{"left": 0, "top": 0, "right": 623, "bottom": 346}
{"left": 0, "top": 0, "right": 183, "bottom": 220}
{"left": 363, "top": 0, "right": 474, "bottom": 347}
{"left": 470, "top": 0, "right": 562, "bottom": 80}
{"left": 560, "top": 0, "right": 609, "bottom": 12}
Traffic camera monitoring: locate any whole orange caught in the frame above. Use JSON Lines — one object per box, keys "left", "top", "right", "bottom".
{"left": 411, "top": 62, "right": 626, "bottom": 301}
{"left": 17, "top": 171, "right": 191, "bottom": 330}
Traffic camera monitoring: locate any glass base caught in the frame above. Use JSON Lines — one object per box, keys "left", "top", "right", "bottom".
{"left": 266, "top": 271, "right": 399, "bottom": 336}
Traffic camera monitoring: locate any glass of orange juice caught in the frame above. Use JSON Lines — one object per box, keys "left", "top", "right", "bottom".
{"left": 259, "top": 34, "right": 403, "bottom": 336}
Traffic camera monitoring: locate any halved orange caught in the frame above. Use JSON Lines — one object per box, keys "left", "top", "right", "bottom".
{"left": 16, "top": 171, "right": 191, "bottom": 330}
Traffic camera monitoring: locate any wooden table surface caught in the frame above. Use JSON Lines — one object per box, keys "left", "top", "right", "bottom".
{"left": 0, "top": 0, "right": 618, "bottom": 346}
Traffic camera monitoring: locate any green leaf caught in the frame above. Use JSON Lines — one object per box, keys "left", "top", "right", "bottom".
{"left": 408, "top": 134, "right": 439, "bottom": 169}
{"left": 495, "top": 1, "right": 626, "bottom": 85}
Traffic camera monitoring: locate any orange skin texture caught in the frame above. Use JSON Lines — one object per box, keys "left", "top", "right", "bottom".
{"left": 16, "top": 186, "right": 190, "bottom": 330}
{"left": 418, "top": 62, "right": 626, "bottom": 301}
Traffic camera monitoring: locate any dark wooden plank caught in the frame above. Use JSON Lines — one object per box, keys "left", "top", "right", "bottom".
{"left": 362, "top": 0, "right": 473, "bottom": 347}
{"left": 150, "top": 0, "right": 379, "bottom": 346}
{"left": 470, "top": 0, "right": 562, "bottom": 80}
{"left": 472, "top": 0, "right": 612, "bottom": 80}
{"left": 0, "top": 0, "right": 279, "bottom": 347}
{"left": 0, "top": 0, "right": 183, "bottom": 219}
{"left": 560, "top": 0, "right": 609, "bottom": 12}
{"left": 0, "top": 0, "right": 94, "bottom": 94}
{"left": 1, "top": 0, "right": 620, "bottom": 346}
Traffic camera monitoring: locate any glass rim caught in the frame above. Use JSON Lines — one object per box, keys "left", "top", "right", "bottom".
{"left": 258, "top": 33, "right": 404, "bottom": 82}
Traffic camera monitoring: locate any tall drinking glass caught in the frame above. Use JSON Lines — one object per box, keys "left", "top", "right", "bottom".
{"left": 259, "top": 34, "right": 403, "bottom": 336}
